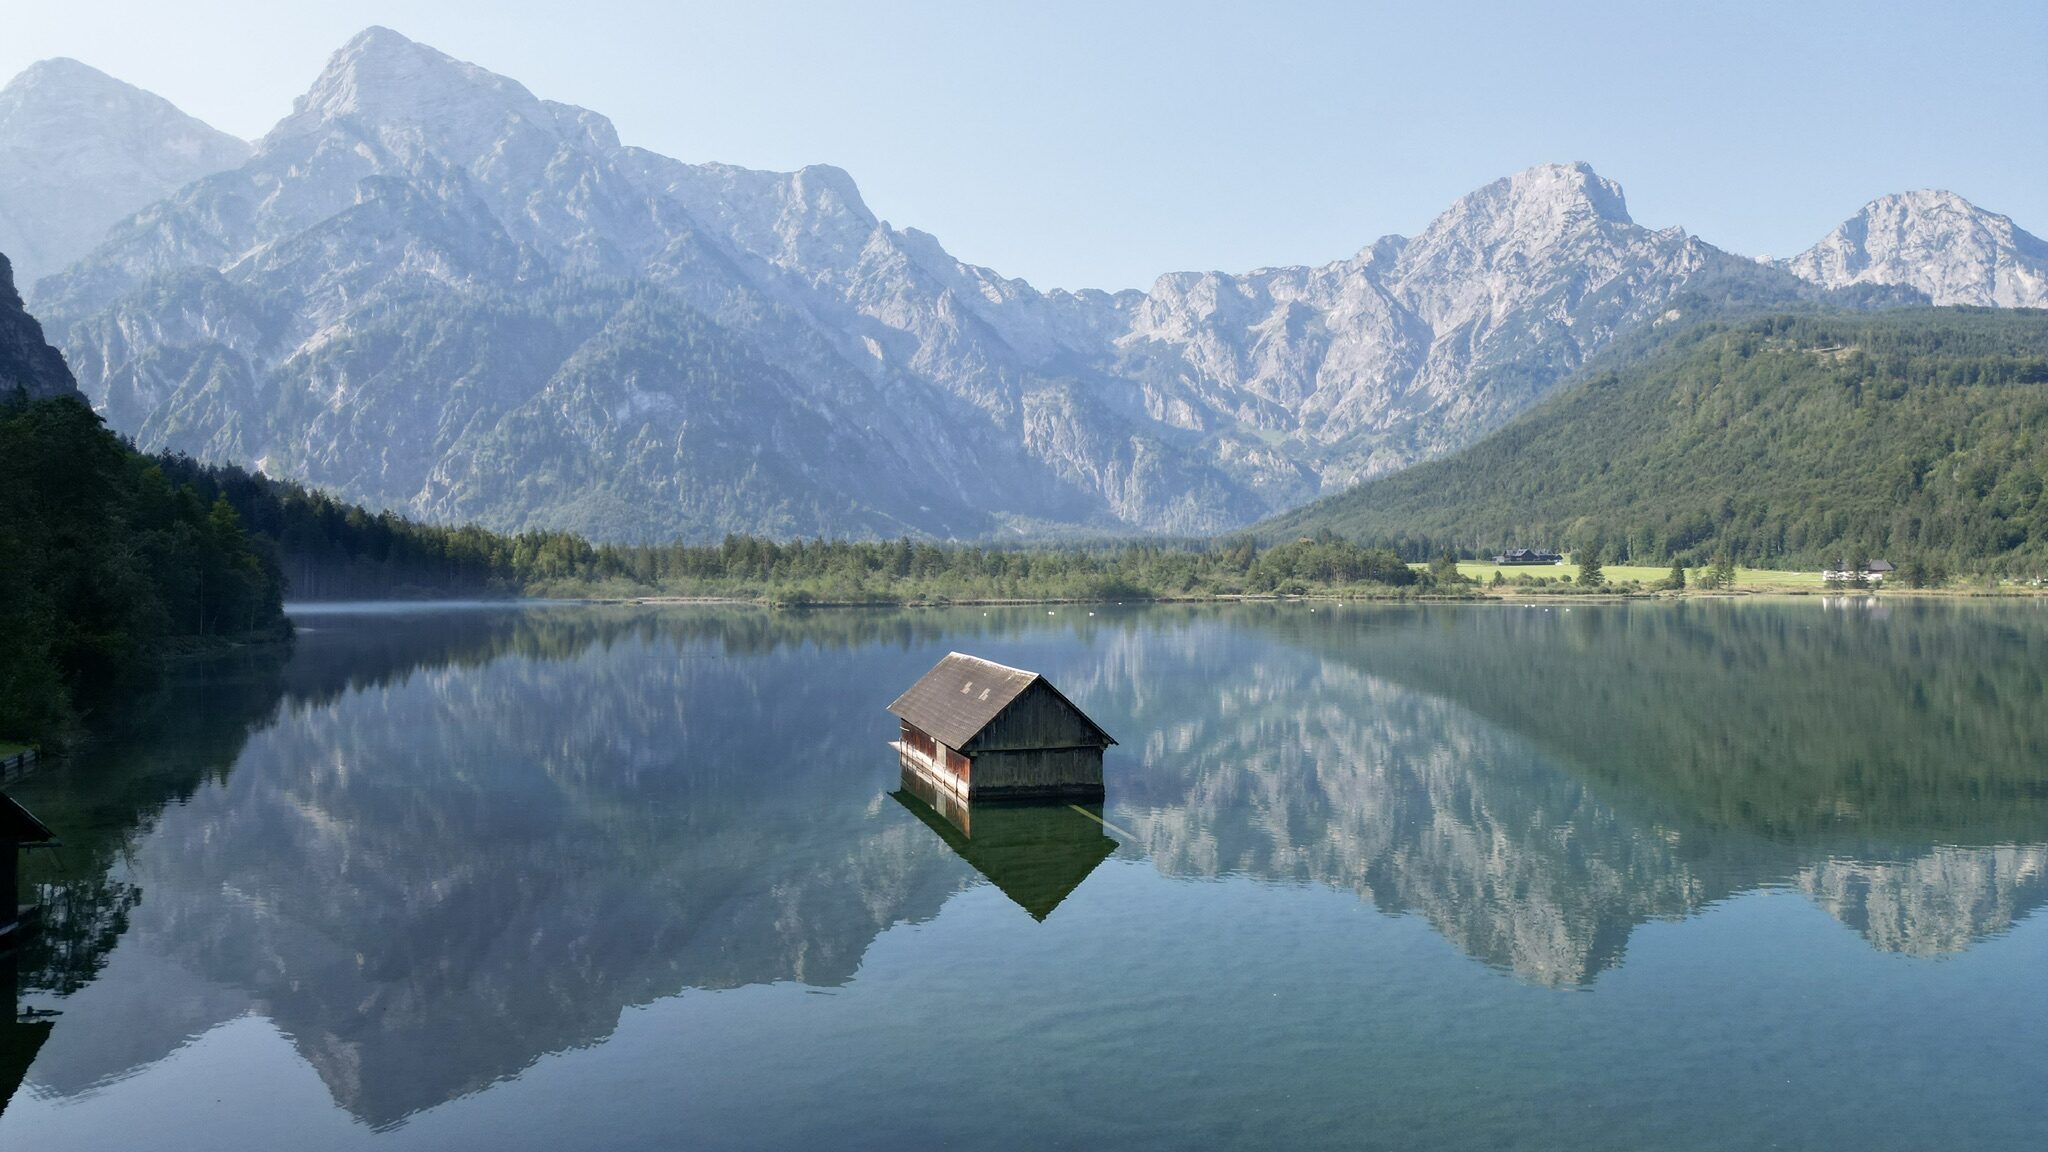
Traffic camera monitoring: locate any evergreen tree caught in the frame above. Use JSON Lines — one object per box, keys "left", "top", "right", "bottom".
{"left": 1577, "top": 551, "right": 1605, "bottom": 588}
{"left": 0, "top": 396, "right": 287, "bottom": 743}
{"left": 1665, "top": 560, "right": 1686, "bottom": 590}
{"left": 1900, "top": 554, "right": 1947, "bottom": 589}
{"left": 1712, "top": 552, "right": 1737, "bottom": 589}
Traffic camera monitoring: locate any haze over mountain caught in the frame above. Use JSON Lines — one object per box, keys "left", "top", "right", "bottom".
{"left": 9, "top": 28, "right": 2043, "bottom": 541}
{"left": 0, "top": 58, "right": 250, "bottom": 288}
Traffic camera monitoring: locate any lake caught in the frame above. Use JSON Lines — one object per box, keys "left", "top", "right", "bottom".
{"left": 2, "top": 600, "right": 2044, "bottom": 1151}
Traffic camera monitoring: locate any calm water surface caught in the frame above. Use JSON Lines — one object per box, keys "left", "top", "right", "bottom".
{"left": 2, "top": 600, "right": 2045, "bottom": 1150}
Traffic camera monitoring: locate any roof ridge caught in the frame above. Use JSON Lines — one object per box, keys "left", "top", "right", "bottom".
{"left": 944, "top": 651, "right": 1035, "bottom": 678}
{"left": 890, "top": 652, "right": 1115, "bottom": 751}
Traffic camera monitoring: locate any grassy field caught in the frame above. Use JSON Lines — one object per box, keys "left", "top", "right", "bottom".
{"left": 1438, "top": 560, "right": 1829, "bottom": 589}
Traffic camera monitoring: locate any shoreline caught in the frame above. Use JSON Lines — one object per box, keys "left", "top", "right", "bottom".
{"left": 371, "top": 585, "right": 2048, "bottom": 611}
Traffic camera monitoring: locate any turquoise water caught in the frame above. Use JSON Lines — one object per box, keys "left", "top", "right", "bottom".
{"left": 2, "top": 600, "right": 2044, "bottom": 1150}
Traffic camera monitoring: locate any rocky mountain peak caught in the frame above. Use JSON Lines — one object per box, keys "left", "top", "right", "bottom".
{"left": 1, "top": 56, "right": 197, "bottom": 119}
{"left": 1879, "top": 188, "right": 1983, "bottom": 216}
{"left": 1381, "top": 160, "right": 1691, "bottom": 342}
{"left": 1424, "top": 161, "right": 1633, "bottom": 242}
{"left": 0, "top": 55, "right": 251, "bottom": 171}
{"left": 272, "top": 26, "right": 612, "bottom": 164}
{"left": 789, "top": 164, "right": 874, "bottom": 225}
{"left": 1506, "top": 160, "right": 1632, "bottom": 224}
{"left": 5, "top": 56, "right": 127, "bottom": 100}
{"left": 1783, "top": 190, "right": 2048, "bottom": 307}
{"left": 0, "top": 57, "right": 250, "bottom": 286}
{"left": 1394, "top": 162, "right": 1642, "bottom": 286}
{"left": 292, "top": 26, "right": 512, "bottom": 120}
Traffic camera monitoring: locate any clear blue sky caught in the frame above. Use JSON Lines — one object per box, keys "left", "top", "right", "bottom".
{"left": 7, "top": 0, "right": 2043, "bottom": 291}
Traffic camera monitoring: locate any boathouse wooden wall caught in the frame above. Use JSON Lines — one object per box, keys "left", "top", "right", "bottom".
{"left": 962, "top": 683, "right": 1107, "bottom": 753}
{"left": 967, "top": 747, "right": 1105, "bottom": 799}
{"left": 899, "top": 720, "right": 972, "bottom": 793}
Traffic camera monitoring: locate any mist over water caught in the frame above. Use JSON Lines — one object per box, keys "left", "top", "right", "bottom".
{"left": 2, "top": 601, "right": 2043, "bottom": 1150}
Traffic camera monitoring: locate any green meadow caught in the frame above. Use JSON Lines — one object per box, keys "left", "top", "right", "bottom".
{"left": 1442, "top": 560, "right": 1830, "bottom": 590}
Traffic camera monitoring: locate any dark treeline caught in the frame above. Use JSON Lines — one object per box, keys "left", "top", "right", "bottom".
{"left": 151, "top": 452, "right": 557, "bottom": 599}
{"left": 1, "top": 393, "right": 1433, "bottom": 747}
{"left": 1, "top": 396, "right": 285, "bottom": 741}
{"left": 523, "top": 532, "right": 1423, "bottom": 602}
{"left": 136, "top": 451, "right": 1428, "bottom": 602}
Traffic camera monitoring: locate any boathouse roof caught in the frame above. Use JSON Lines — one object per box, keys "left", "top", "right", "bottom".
{"left": 888, "top": 652, "right": 1115, "bottom": 751}
{"left": 0, "top": 792, "right": 54, "bottom": 844}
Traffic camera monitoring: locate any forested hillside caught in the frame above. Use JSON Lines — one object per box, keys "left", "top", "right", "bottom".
{"left": 0, "top": 397, "right": 285, "bottom": 741}
{"left": 178, "top": 455, "right": 1428, "bottom": 604}
{"left": 1261, "top": 309, "right": 2048, "bottom": 572}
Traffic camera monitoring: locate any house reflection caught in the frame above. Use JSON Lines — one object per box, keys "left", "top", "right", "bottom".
{"left": 0, "top": 948, "right": 51, "bottom": 1119}
{"left": 891, "top": 759, "right": 1116, "bottom": 921}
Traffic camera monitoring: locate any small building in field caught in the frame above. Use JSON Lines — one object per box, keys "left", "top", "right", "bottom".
{"left": 0, "top": 792, "right": 55, "bottom": 942}
{"left": 888, "top": 653, "right": 1115, "bottom": 802}
{"left": 1494, "top": 548, "right": 1564, "bottom": 566}
{"left": 1824, "top": 559, "right": 1895, "bottom": 583}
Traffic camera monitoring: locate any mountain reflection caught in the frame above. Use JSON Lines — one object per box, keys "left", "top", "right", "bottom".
{"left": 8, "top": 601, "right": 2046, "bottom": 1126}
{"left": 17, "top": 607, "right": 996, "bottom": 1127}
{"left": 1067, "top": 603, "right": 2048, "bottom": 983}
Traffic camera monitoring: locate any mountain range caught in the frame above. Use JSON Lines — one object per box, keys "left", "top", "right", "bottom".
{"left": 5, "top": 27, "right": 2045, "bottom": 542}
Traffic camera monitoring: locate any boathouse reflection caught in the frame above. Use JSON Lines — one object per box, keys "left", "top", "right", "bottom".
{"left": 0, "top": 948, "right": 50, "bottom": 1119}
{"left": 891, "top": 760, "right": 1116, "bottom": 921}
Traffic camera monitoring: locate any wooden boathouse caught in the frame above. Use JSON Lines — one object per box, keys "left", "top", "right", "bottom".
{"left": 888, "top": 653, "right": 1115, "bottom": 802}
{"left": 0, "top": 793, "right": 55, "bottom": 943}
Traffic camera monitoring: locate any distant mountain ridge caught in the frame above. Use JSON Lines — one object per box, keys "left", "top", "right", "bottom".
{"left": 1782, "top": 190, "right": 2048, "bottom": 307}
{"left": 8, "top": 28, "right": 2043, "bottom": 541}
{"left": 0, "top": 58, "right": 250, "bottom": 287}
